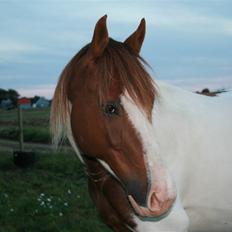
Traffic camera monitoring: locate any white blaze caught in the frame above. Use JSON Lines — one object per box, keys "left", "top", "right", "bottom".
{"left": 121, "top": 92, "right": 176, "bottom": 199}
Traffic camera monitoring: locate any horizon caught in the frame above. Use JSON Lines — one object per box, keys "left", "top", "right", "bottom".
{"left": 13, "top": 77, "right": 232, "bottom": 100}
{"left": 1, "top": 1, "right": 232, "bottom": 98}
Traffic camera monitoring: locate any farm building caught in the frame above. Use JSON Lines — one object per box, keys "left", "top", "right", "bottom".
{"left": 32, "top": 97, "right": 50, "bottom": 108}
{"left": 18, "top": 97, "right": 31, "bottom": 109}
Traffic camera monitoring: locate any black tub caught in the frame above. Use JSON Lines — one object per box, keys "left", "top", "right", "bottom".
{"left": 13, "top": 151, "right": 35, "bottom": 168}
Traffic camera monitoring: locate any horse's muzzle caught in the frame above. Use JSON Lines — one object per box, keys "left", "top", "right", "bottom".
{"left": 128, "top": 191, "right": 176, "bottom": 218}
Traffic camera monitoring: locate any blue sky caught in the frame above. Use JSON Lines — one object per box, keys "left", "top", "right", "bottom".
{"left": 0, "top": 0, "right": 232, "bottom": 98}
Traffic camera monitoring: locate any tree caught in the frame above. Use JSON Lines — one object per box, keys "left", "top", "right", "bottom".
{"left": 31, "top": 95, "right": 40, "bottom": 105}
{"left": 8, "top": 89, "right": 19, "bottom": 107}
{"left": 0, "top": 88, "right": 8, "bottom": 101}
{"left": 0, "top": 88, "right": 19, "bottom": 108}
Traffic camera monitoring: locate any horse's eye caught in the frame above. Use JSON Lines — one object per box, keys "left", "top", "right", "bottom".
{"left": 104, "top": 103, "right": 119, "bottom": 116}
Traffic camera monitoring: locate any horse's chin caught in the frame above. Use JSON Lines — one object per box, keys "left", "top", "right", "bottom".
{"left": 128, "top": 195, "right": 175, "bottom": 219}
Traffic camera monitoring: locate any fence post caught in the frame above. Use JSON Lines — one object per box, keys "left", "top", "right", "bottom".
{"left": 18, "top": 105, "right": 24, "bottom": 151}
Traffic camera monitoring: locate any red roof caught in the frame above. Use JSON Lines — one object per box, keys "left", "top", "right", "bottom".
{"left": 18, "top": 97, "right": 31, "bottom": 105}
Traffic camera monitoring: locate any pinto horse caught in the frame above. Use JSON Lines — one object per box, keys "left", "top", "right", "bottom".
{"left": 51, "top": 15, "right": 232, "bottom": 231}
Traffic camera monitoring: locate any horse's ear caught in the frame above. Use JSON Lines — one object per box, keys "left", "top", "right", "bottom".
{"left": 124, "top": 18, "right": 146, "bottom": 54}
{"left": 89, "top": 15, "right": 109, "bottom": 59}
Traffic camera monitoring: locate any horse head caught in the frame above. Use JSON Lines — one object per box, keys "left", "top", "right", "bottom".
{"left": 51, "top": 15, "right": 176, "bottom": 218}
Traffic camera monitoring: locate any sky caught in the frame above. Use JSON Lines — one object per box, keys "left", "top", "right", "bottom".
{"left": 0, "top": 0, "right": 232, "bottom": 98}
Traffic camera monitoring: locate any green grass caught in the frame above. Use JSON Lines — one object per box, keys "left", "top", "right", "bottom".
{"left": 0, "top": 126, "right": 51, "bottom": 143}
{"left": 0, "top": 108, "right": 51, "bottom": 143}
{"left": 0, "top": 108, "right": 50, "bottom": 126}
{"left": 0, "top": 150, "right": 111, "bottom": 232}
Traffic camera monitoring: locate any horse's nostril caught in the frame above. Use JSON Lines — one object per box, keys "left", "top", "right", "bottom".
{"left": 149, "top": 192, "right": 163, "bottom": 211}
{"left": 125, "top": 180, "right": 147, "bottom": 207}
{"left": 148, "top": 191, "right": 176, "bottom": 212}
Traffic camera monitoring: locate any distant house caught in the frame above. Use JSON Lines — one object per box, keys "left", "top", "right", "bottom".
{"left": 18, "top": 97, "right": 31, "bottom": 109}
{"left": 32, "top": 97, "right": 50, "bottom": 108}
{"left": 0, "top": 99, "right": 13, "bottom": 110}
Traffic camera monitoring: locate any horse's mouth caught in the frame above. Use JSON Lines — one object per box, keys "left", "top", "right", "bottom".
{"left": 128, "top": 194, "right": 175, "bottom": 219}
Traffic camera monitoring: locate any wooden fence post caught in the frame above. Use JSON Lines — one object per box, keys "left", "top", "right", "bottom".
{"left": 18, "top": 105, "right": 24, "bottom": 151}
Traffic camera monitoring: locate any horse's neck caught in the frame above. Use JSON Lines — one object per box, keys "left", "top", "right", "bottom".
{"left": 152, "top": 81, "right": 232, "bottom": 151}
{"left": 152, "top": 81, "right": 232, "bottom": 190}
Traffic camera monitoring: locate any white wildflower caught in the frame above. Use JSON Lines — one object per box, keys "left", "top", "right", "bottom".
{"left": 64, "top": 202, "right": 68, "bottom": 207}
{"left": 40, "top": 201, "right": 45, "bottom": 206}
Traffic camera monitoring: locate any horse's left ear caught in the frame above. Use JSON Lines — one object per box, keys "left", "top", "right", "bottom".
{"left": 124, "top": 18, "right": 146, "bottom": 54}
{"left": 89, "top": 15, "right": 109, "bottom": 59}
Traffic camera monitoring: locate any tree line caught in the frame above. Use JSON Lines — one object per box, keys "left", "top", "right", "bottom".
{"left": 0, "top": 88, "right": 19, "bottom": 108}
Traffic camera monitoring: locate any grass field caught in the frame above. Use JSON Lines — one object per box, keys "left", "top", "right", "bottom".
{"left": 0, "top": 108, "right": 110, "bottom": 231}
{"left": 0, "top": 108, "right": 51, "bottom": 143}
{"left": 0, "top": 149, "right": 110, "bottom": 232}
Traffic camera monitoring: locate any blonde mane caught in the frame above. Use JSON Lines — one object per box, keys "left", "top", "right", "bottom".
{"left": 50, "top": 68, "right": 83, "bottom": 162}
{"left": 50, "top": 65, "right": 71, "bottom": 148}
{"left": 50, "top": 45, "right": 89, "bottom": 149}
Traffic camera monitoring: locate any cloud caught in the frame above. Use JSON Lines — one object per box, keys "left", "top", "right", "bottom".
{"left": 163, "top": 76, "right": 232, "bottom": 91}
{"left": 0, "top": 0, "right": 232, "bottom": 94}
{"left": 224, "top": 21, "right": 232, "bottom": 35}
{"left": 17, "top": 84, "right": 55, "bottom": 99}
{"left": 55, "top": 1, "right": 232, "bottom": 37}
{"left": 0, "top": 39, "right": 43, "bottom": 62}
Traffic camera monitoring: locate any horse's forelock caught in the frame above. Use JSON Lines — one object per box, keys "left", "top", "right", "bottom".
{"left": 95, "top": 38, "right": 156, "bottom": 120}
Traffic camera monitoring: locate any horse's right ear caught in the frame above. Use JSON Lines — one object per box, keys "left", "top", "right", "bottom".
{"left": 89, "top": 15, "right": 109, "bottom": 59}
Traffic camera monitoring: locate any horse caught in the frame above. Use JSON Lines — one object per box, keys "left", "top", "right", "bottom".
{"left": 51, "top": 15, "right": 232, "bottom": 231}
